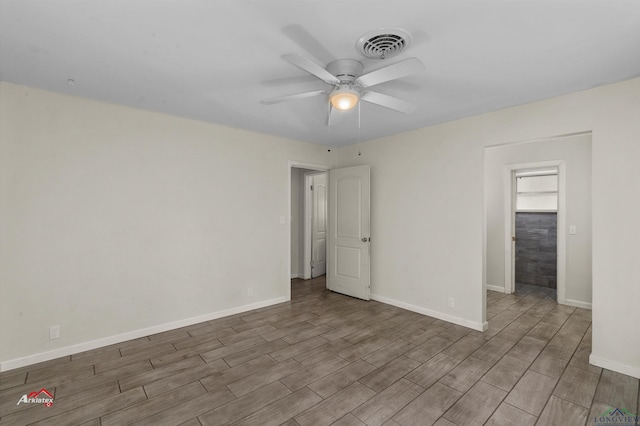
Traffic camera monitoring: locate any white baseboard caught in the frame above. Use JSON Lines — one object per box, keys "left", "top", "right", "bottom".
{"left": 563, "top": 298, "right": 592, "bottom": 310}
{"left": 371, "top": 293, "right": 487, "bottom": 332}
{"left": 0, "top": 296, "right": 287, "bottom": 372}
{"left": 486, "top": 284, "right": 508, "bottom": 293}
{"left": 589, "top": 354, "right": 640, "bottom": 380}
{"left": 290, "top": 273, "right": 304, "bottom": 279}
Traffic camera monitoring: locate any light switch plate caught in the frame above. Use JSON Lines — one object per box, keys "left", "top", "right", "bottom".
{"left": 569, "top": 225, "right": 577, "bottom": 235}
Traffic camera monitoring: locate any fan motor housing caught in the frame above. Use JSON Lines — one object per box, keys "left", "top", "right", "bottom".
{"left": 326, "top": 59, "right": 364, "bottom": 83}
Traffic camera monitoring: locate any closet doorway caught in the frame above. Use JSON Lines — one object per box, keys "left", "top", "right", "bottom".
{"left": 305, "top": 172, "right": 328, "bottom": 279}
{"left": 290, "top": 166, "right": 328, "bottom": 280}
{"left": 513, "top": 168, "right": 558, "bottom": 297}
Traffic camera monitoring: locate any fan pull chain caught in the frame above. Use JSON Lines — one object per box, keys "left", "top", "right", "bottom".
{"left": 358, "top": 102, "right": 362, "bottom": 143}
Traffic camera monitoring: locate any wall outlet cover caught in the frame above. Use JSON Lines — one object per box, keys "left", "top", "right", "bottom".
{"left": 49, "top": 325, "right": 60, "bottom": 340}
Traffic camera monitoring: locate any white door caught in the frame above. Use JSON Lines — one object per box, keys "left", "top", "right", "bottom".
{"left": 328, "top": 165, "right": 371, "bottom": 300}
{"left": 311, "top": 173, "right": 327, "bottom": 278}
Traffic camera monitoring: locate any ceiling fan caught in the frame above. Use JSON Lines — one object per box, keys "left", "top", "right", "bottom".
{"left": 261, "top": 53, "right": 425, "bottom": 122}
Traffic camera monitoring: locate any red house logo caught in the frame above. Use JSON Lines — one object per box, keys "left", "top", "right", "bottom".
{"left": 16, "top": 388, "right": 54, "bottom": 407}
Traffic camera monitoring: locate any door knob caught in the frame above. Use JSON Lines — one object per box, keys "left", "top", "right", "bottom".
{"left": 361, "top": 237, "right": 370, "bottom": 242}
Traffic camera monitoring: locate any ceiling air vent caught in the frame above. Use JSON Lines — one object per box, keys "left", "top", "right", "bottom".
{"left": 356, "top": 28, "right": 412, "bottom": 59}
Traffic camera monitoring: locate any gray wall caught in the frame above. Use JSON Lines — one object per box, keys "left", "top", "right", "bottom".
{"left": 515, "top": 212, "right": 557, "bottom": 288}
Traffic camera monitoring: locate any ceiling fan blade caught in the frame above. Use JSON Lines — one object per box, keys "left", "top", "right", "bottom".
{"left": 261, "top": 90, "right": 326, "bottom": 105}
{"left": 356, "top": 57, "right": 425, "bottom": 88}
{"left": 282, "top": 25, "right": 336, "bottom": 65}
{"left": 284, "top": 54, "right": 340, "bottom": 85}
{"left": 361, "top": 91, "right": 417, "bottom": 114}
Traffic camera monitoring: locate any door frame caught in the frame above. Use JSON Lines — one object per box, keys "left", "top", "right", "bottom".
{"left": 503, "top": 159, "right": 567, "bottom": 303}
{"left": 288, "top": 161, "right": 330, "bottom": 300}
{"left": 303, "top": 171, "right": 328, "bottom": 280}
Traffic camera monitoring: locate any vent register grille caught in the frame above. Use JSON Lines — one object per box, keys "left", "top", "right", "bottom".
{"left": 356, "top": 28, "right": 412, "bottom": 59}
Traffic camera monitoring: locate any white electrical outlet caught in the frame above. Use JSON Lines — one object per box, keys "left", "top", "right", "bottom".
{"left": 448, "top": 297, "right": 454, "bottom": 308}
{"left": 49, "top": 325, "right": 60, "bottom": 340}
{"left": 247, "top": 288, "right": 254, "bottom": 297}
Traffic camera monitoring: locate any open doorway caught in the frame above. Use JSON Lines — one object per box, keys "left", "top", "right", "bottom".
{"left": 484, "top": 132, "right": 593, "bottom": 328}
{"left": 503, "top": 160, "right": 566, "bottom": 302}
{"left": 305, "top": 172, "right": 328, "bottom": 279}
{"left": 513, "top": 168, "right": 558, "bottom": 298}
{"left": 288, "top": 162, "right": 372, "bottom": 302}
{"left": 290, "top": 164, "right": 329, "bottom": 284}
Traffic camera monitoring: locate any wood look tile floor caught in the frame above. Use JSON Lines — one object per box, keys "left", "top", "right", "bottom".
{"left": 1, "top": 278, "right": 638, "bottom": 425}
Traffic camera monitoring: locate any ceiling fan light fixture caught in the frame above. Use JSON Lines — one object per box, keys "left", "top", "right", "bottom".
{"left": 330, "top": 86, "right": 360, "bottom": 111}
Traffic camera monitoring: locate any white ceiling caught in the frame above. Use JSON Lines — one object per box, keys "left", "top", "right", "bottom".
{"left": 2, "top": 1, "right": 640, "bottom": 147}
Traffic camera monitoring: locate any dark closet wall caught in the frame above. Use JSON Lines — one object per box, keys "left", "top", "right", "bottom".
{"left": 515, "top": 212, "right": 557, "bottom": 288}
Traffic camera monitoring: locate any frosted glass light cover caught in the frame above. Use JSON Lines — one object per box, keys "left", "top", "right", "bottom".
{"left": 330, "top": 89, "right": 359, "bottom": 111}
